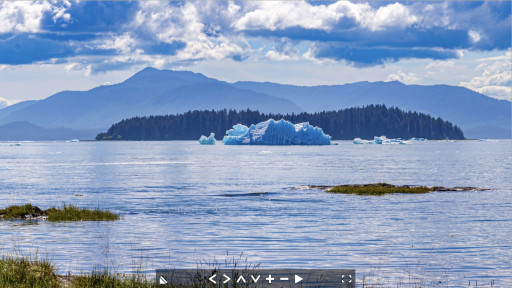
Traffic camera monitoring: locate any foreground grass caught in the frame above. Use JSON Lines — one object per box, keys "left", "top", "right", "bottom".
{"left": 0, "top": 256, "right": 59, "bottom": 288}
{"left": 68, "top": 270, "right": 157, "bottom": 288}
{"left": 0, "top": 256, "right": 156, "bottom": 288}
{"left": 0, "top": 254, "right": 497, "bottom": 288}
{"left": 0, "top": 204, "right": 119, "bottom": 221}
{"left": 326, "top": 183, "right": 435, "bottom": 196}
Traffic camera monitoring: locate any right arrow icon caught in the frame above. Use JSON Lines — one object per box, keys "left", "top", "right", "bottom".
{"left": 294, "top": 274, "right": 302, "bottom": 284}
{"left": 223, "top": 274, "right": 231, "bottom": 284}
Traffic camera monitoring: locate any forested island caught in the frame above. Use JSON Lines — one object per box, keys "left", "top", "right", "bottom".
{"left": 96, "top": 105, "right": 465, "bottom": 141}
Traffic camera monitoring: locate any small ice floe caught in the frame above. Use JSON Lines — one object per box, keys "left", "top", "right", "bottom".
{"left": 354, "top": 136, "right": 425, "bottom": 145}
{"left": 198, "top": 133, "right": 216, "bottom": 145}
{"left": 409, "top": 137, "right": 426, "bottom": 142}
{"left": 67, "top": 139, "right": 80, "bottom": 143}
{"left": 259, "top": 150, "right": 273, "bottom": 154}
{"left": 353, "top": 138, "right": 373, "bottom": 144}
{"left": 291, "top": 185, "right": 313, "bottom": 190}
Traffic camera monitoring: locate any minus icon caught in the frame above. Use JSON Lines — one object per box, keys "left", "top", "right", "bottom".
{"left": 280, "top": 277, "right": 289, "bottom": 281}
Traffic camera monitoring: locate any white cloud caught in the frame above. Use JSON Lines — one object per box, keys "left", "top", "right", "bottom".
{"left": 475, "top": 86, "right": 511, "bottom": 100}
{"left": 0, "top": 96, "right": 10, "bottom": 108}
{"left": 234, "top": 1, "right": 418, "bottom": 32}
{"left": 234, "top": 1, "right": 339, "bottom": 31}
{"left": 133, "top": 2, "right": 248, "bottom": 63}
{"left": 266, "top": 50, "right": 297, "bottom": 61}
{"left": 425, "top": 60, "right": 455, "bottom": 75}
{"left": 97, "top": 33, "right": 138, "bottom": 54}
{"left": 468, "top": 30, "right": 481, "bottom": 43}
{"left": 0, "top": 1, "right": 50, "bottom": 33}
{"left": 59, "top": 1, "right": 250, "bottom": 75}
{"left": 365, "top": 3, "right": 418, "bottom": 31}
{"left": 264, "top": 39, "right": 301, "bottom": 62}
{"left": 459, "top": 51, "right": 511, "bottom": 101}
{"left": 386, "top": 70, "right": 420, "bottom": 84}
{"left": 0, "top": 1, "right": 70, "bottom": 33}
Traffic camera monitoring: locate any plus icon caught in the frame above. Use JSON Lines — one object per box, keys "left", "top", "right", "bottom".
{"left": 265, "top": 274, "right": 274, "bottom": 284}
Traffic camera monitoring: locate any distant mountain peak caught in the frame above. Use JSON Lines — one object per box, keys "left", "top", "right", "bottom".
{"left": 125, "top": 67, "right": 214, "bottom": 85}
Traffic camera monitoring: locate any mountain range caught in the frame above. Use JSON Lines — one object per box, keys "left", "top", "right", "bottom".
{"left": 0, "top": 121, "right": 95, "bottom": 141}
{"left": 0, "top": 67, "right": 510, "bottom": 139}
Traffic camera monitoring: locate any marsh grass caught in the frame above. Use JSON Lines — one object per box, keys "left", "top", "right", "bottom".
{"left": 0, "top": 254, "right": 59, "bottom": 288}
{"left": 69, "top": 269, "right": 157, "bottom": 288}
{"left": 46, "top": 205, "right": 119, "bottom": 222}
{"left": 0, "top": 258, "right": 156, "bottom": 288}
{"left": 327, "top": 183, "right": 433, "bottom": 196}
{"left": 0, "top": 204, "right": 43, "bottom": 219}
{"left": 0, "top": 250, "right": 260, "bottom": 288}
{"left": 0, "top": 204, "right": 119, "bottom": 221}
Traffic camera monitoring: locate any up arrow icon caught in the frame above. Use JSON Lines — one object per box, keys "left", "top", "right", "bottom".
{"left": 294, "top": 274, "right": 303, "bottom": 284}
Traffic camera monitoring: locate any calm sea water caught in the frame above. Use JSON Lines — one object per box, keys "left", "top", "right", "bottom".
{"left": 0, "top": 140, "right": 510, "bottom": 287}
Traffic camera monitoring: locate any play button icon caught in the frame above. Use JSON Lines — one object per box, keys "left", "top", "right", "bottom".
{"left": 294, "top": 274, "right": 302, "bottom": 284}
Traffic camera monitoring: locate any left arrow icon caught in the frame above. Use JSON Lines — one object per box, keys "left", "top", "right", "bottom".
{"left": 223, "top": 274, "right": 231, "bottom": 284}
{"left": 209, "top": 274, "right": 217, "bottom": 284}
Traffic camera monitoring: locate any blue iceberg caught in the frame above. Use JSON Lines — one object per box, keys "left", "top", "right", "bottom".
{"left": 222, "top": 119, "right": 331, "bottom": 145}
{"left": 225, "top": 124, "right": 249, "bottom": 137}
{"left": 199, "top": 133, "right": 216, "bottom": 145}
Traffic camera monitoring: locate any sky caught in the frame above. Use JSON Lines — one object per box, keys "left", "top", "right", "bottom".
{"left": 0, "top": 0, "right": 510, "bottom": 108}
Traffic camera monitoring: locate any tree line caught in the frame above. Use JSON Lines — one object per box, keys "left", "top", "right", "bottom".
{"left": 96, "top": 105, "right": 465, "bottom": 141}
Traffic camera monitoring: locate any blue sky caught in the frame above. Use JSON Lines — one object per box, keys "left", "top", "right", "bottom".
{"left": 0, "top": 0, "right": 510, "bottom": 107}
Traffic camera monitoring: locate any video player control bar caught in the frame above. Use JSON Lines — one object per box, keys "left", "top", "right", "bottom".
{"left": 156, "top": 268, "right": 355, "bottom": 287}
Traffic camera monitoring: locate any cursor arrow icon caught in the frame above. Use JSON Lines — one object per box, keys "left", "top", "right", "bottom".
{"left": 294, "top": 274, "right": 303, "bottom": 284}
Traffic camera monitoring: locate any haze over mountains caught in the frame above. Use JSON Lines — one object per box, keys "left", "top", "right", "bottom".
{"left": 0, "top": 67, "right": 510, "bottom": 140}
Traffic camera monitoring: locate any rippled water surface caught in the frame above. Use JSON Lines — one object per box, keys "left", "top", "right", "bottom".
{"left": 0, "top": 140, "right": 510, "bottom": 287}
